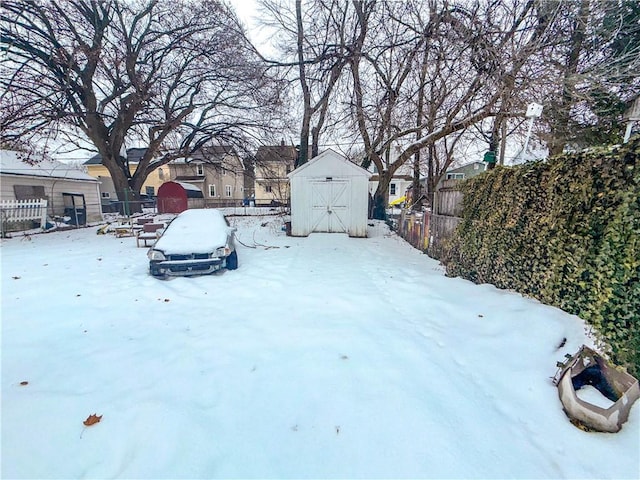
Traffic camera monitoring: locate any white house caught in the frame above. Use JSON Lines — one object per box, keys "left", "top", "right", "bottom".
{"left": 1, "top": 150, "right": 102, "bottom": 225}
{"left": 367, "top": 145, "right": 414, "bottom": 206}
{"left": 287, "top": 149, "right": 371, "bottom": 238}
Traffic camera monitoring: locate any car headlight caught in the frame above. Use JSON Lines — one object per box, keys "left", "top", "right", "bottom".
{"left": 148, "top": 249, "right": 166, "bottom": 261}
{"left": 216, "top": 246, "right": 231, "bottom": 257}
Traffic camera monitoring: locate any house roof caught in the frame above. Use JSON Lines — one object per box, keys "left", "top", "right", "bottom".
{"left": 84, "top": 147, "right": 149, "bottom": 165}
{"left": 369, "top": 174, "right": 412, "bottom": 182}
{"left": 255, "top": 145, "right": 298, "bottom": 164}
{"left": 446, "top": 161, "right": 487, "bottom": 174}
{"left": 1, "top": 150, "right": 98, "bottom": 182}
{"left": 171, "top": 145, "right": 237, "bottom": 164}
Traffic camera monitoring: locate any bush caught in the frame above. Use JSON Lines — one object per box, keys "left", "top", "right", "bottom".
{"left": 443, "top": 138, "right": 640, "bottom": 376}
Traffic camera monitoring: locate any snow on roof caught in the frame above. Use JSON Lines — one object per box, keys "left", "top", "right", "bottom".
{"left": 288, "top": 148, "right": 371, "bottom": 178}
{"left": 1, "top": 150, "right": 97, "bottom": 182}
{"left": 176, "top": 181, "right": 202, "bottom": 192}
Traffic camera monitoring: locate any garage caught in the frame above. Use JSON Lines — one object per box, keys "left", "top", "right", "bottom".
{"left": 287, "top": 149, "right": 371, "bottom": 237}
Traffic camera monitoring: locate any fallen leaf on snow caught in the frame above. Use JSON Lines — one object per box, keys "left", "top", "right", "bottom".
{"left": 83, "top": 414, "right": 103, "bottom": 426}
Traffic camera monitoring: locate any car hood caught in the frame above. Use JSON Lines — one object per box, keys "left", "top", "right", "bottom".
{"left": 153, "top": 214, "right": 231, "bottom": 254}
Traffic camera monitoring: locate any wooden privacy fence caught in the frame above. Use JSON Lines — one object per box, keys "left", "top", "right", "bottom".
{"left": 397, "top": 179, "right": 463, "bottom": 258}
{"left": 398, "top": 210, "right": 461, "bottom": 257}
{"left": 434, "top": 179, "right": 464, "bottom": 217}
{"left": 427, "top": 213, "right": 462, "bottom": 259}
{"left": 0, "top": 199, "right": 48, "bottom": 231}
{"left": 399, "top": 210, "right": 429, "bottom": 251}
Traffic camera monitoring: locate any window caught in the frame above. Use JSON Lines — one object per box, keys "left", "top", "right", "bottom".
{"left": 196, "top": 164, "right": 204, "bottom": 176}
{"left": 225, "top": 185, "right": 232, "bottom": 197}
{"left": 265, "top": 185, "right": 273, "bottom": 193}
{"left": 390, "top": 183, "right": 396, "bottom": 195}
{"left": 14, "top": 185, "right": 46, "bottom": 200}
{"left": 101, "top": 192, "right": 111, "bottom": 198}
{"left": 209, "top": 184, "right": 216, "bottom": 197}
{"left": 446, "top": 173, "right": 465, "bottom": 180}
{"left": 145, "top": 186, "right": 155, "bottom": 196}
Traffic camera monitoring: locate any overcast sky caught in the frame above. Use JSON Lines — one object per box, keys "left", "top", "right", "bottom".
{"left": 228, "top": 0, "right": 277, "bottom": 57}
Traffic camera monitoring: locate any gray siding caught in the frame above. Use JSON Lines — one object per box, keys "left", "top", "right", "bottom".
{"left": 0, "top": 174, "right": 103, "bottom": 222}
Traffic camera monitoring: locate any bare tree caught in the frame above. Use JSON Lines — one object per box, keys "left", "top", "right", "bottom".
{"left": 541, "top": 0, "right": 640, "bottom": 154}
{"left": 1, "top": 0, "right": 283, "bottom": 209}
{"left": 258, "top": 0, "right": 357, "bottom": 166}
{"left": 347, "top": 0, "right": 557, "bottom": 218}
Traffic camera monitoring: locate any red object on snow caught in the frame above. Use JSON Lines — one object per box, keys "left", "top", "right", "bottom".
{"left": 157, "top": 181, "right": 188, "bottom": 214}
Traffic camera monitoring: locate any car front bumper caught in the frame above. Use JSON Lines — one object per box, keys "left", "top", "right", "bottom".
{"left": 150, "top": 257, "right": 225, "bottom": 277}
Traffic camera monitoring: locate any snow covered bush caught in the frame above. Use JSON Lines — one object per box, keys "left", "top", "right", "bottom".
{"left": 444, "top": 137, "right": 640, "bottom": 376}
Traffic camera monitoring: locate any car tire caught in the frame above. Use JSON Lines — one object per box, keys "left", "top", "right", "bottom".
{"left": 226, "top": 250, "right": 238, "bottom": 270}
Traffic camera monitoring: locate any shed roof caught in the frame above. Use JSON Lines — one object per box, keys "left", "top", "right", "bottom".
{"left": 1, "top": 150, "right": 97, "bottom": 182}
{"left": 287, "top": 149, "right": 371, "bottom": 179}
{"left": 176, "top": 181, "right": 204, "bottom": 198}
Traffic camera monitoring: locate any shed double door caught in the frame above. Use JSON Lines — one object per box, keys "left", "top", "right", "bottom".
{"left": 310, "top": 180, "right": 349, "bottom": 233}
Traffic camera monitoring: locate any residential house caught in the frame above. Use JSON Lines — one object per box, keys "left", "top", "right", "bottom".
{"left": 434, "top": 161, "right": 487, "bottom": 191}
{"left": 367, "top": 145, "right": 414, "bottom": 206}
{"left": 84, "top": 148, "right": 165, "bottom": 210}
{"left": 168, "top": 145, "right": 246, "bottom": 207}
{"left": 1, "top": 150, "right": 102, "bottom": 225}
{"left": 253, "top": 142, "right": 298, "bottom": 206}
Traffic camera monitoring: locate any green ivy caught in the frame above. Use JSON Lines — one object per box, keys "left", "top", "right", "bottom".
{"left": 443, "top": 138, "right": 640, "bottom": 376}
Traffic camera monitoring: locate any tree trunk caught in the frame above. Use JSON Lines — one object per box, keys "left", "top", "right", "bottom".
{"left": 411, "top": 149, "right": 422, "bottom": 211}
{"left": 100, "top": 152, "right": 143, "bottom": 214}
{"left": 425, "top": 144, "right": 437, "bottom": 208}
{"left": 296, "top": 0, "right": 311, "bottom": 167}
{"left": 549, "top": 0, "right": 589, "bottom": 156}
{"left": 372, "top": 170, "right": 392, "bottom": 220}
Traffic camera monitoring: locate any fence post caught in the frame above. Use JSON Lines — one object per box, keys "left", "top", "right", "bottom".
{"left": 40, "top": 199, "right": 48, "bottom": 229}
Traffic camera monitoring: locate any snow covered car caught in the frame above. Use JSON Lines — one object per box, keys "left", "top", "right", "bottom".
{"left": 148, "top": 208, "right": 238, "bottom": 278}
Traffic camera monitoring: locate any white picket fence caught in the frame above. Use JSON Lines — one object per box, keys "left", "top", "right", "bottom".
{"left": 0, "top": 199, "right": 48, "bottom": 229}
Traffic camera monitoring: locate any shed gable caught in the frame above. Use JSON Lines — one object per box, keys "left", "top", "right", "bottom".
{"left": 288, "top": 149, "right": 371, "bottom": 179}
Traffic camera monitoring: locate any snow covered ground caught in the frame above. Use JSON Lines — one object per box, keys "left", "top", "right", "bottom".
{"left": 1, "top": 213, "right": 638, "bottom": 479}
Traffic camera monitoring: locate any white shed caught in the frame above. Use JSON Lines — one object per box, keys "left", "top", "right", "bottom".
{"left": 287, "top": 149, "right": 371, "bottom": 237}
